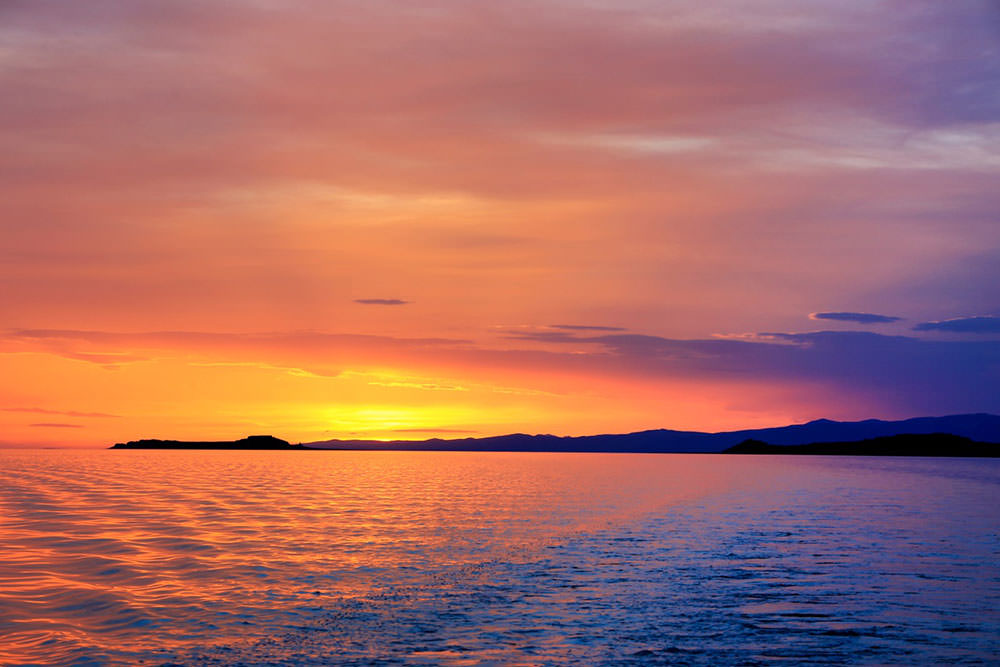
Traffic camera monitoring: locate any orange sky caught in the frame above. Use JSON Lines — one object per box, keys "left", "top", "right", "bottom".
{"left": 2, "top": 1, "right": 999, "bottom": 446}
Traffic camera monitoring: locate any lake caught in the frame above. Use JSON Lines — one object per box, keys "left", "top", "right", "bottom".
{"left": 0, "top": 450, "right": 997, "bottom": 665}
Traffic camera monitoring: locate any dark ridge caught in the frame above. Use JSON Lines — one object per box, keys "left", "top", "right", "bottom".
{"left": 107, "top": 414, "right": 1000, "bottom": 453}
{"left": 304, "top": 414, "right": 1000, "bottom": 453}
{"left": 111, "top": 435, "right": 308, "bottom": 450}
{"left": 723, "top": 433, "right": 1000, "bottom": 457}
{"left": 303, "top": 430, "right": 719, "bottom": 453}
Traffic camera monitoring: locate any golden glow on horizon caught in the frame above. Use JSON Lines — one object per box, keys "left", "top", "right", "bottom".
{"left": 0, "top": 335, "right": 832, "bottom": 447}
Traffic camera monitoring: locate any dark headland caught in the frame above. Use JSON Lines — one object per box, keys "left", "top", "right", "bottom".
{"left": 724, "top": 433, "right": 1000, "bottom": 457}
{"left": 109, "top": 414, "right": 1000, "bottom": 455}
{"left": 111, "top": 435, "right": 308, "bottom": 450}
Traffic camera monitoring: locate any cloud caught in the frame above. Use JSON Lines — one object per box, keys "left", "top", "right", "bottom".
{"left": 366, "top": 380, "right": 468, "bottom": 391}
{"left": 502, "top": 331, "right": 583, "bottom": 344}
{"left": 0, "top": 0, "right": 997, "bottom": 346}
{"left": 0, "top": 329, "right": 477, "bottom": 385}
{"left": 29, "top": 423, "right": 83, "bottom": 428}
{"left": 4, "top": 328, "right": 469, "bottom": 350}
{"left": 913, "top": 316, "right": 1000, "bottom": 333}
{"left": 392, "top": 428, "right": 479, "bottom": 434}
{"left": 354, "top": 299, "right": 411, "bottom": 306}
{"left": 494, "top": 328, "right": 1000, "bottom": 415}
{"left": 810, "top": 312, "right": 902, "bottom": 324}
{"left": 188, "top": 361, "right": 342, "bottom": 379}
{"left": 550, "top": 324, "right": 627, "bottom": 331}
{"left": 3, "top": 407, "right": 120, "bottom": 418}
{"left": 2, "top": 325, "right": 998, "bottom": 425}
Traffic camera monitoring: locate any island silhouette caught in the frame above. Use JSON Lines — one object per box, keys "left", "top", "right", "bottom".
{"left": 110, "top": 414, "right": 1000, "bottom": 455}
{"left": 112, "top": 435, "right": 307, "bottom": 450}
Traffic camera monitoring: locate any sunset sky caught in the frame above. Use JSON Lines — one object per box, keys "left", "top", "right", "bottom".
{"left": 2, "top": 0, "right": 998, "bottom": 447}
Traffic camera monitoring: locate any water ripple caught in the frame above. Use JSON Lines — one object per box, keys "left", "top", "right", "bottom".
{"left": 0, "top": 451, "right": 997, "bottom": 665}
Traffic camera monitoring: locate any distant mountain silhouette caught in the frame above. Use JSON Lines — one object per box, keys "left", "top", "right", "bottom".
{"left": 110, "top": 414, "right": 1000, "bottom": 453}
{"left": 303, "top": 414, "right": 1000, "bottom": 453}
{"left": 111, "top": 435, "right": 305, "bottom": 450}
{"left": 724, "top": 433, "right": 1000, "bottom": 457}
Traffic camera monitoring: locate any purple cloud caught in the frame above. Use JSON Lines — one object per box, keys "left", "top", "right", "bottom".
{"left": 354, "top": 299, "right": 411, "bottom": 306}
{"left": 810, "top": 312, "right": 902, "bottom": 324}
{"left": 508, "top": 329, "right": 1000, "bottom": 416}
{"left": 550, "top": 324, "right": 628, "bottom": 331}
{"left": 914, "top": 316, "right": 1000, "bottom": 333}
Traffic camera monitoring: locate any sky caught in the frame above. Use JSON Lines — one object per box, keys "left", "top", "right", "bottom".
{"left": 1, "top": 0, "right": 999, "bottom": 447}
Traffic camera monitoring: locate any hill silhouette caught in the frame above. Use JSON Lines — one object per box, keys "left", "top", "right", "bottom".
{"left": 724, "top": 433, "right": 1000, "bottom": 457}
{"left": 303, "top": 414, "right": 1000, "bottom": 453}
{"left": 109, "top": 414, "right": 1000, "bottom": 454}
{"left": 111, "top": 435, "right": 305, "bottom": 450}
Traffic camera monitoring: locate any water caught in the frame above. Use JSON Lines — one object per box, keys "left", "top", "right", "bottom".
{"left": 0, "top": 451, "right": 997, "bottom": 665}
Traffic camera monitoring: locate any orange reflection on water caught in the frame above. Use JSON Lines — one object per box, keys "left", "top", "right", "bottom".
{"left": 3, "top": 450, "right": 997, "bottom": 664}
{"left": 0, "top": 449, "right": 752, "bottom": 664}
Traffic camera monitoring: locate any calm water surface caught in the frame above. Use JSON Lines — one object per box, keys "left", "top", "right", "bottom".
{"left": 0, "top": 451, "right": 997, "bottom": 665}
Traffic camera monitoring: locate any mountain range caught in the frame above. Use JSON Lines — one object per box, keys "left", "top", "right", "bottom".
{"left": 304, "top": 413, "right": 1000, "bottom": 453}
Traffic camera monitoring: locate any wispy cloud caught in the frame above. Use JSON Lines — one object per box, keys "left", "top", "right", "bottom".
{"left": 392, "top": 428, "right": 479, "bottom": 434}
{"left": 354, "top": 299, "right": 410, "bottom": 306}
{"left": 914, "top": 316, "right": 1000, "bottom": 333}
{"left": 3, "top": 407, "right": 120, "bottom": 418}
{"left": 810, "top": 312, "right": 902, "bottom": 324}
{"left": 367, "top": 380, "right": 469, "bottom": 391}
{"left": 29, "top": 423, "right": 83, "bottom": 428}
{"left": 502, "top": 331, "right": 587, "bottom": 344}
{"left": 550, "top": 324, "right": 628, "bottom": 331}
{"left": 491, "top": 328, "right": 1000, "bottom": 415}
{"left": 187, "top": 361, "right": 341, "bottom": 378}
{"left": 1, "top": 0, "right": 996, "bottom": 347}
{"left": 8, "top": 326, "right": 996, "bottom": 418}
